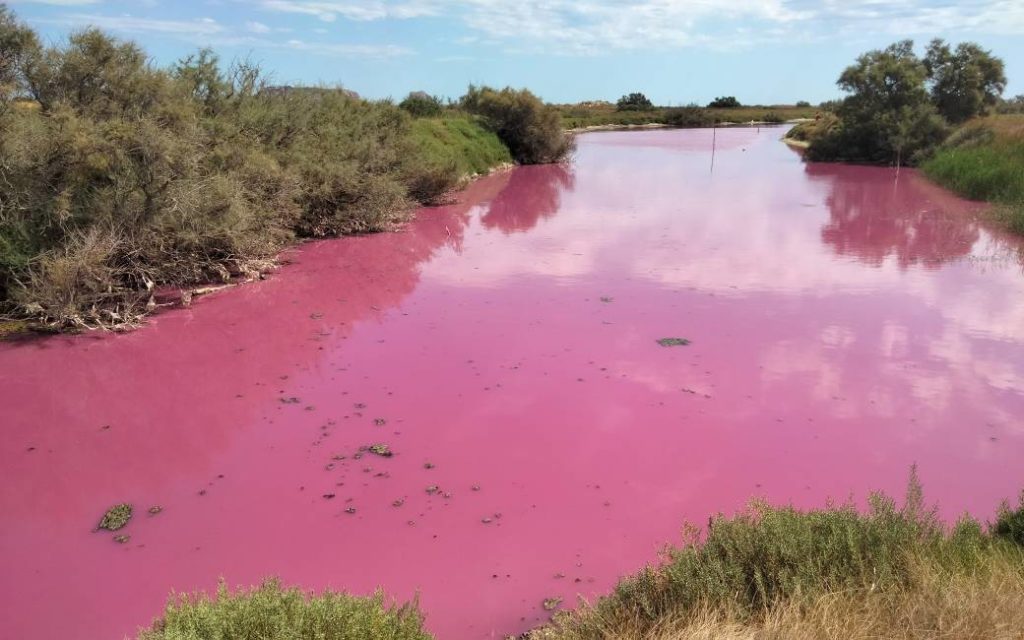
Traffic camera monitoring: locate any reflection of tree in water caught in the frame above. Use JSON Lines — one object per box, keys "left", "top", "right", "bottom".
{"left": 807, "top": 163, "right": 980, "bottom": 268}
{"left": 481, "top": 164, "right": 575, "bottom": 234}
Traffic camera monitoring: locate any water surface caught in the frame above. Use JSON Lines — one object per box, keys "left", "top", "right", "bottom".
{"left": 2, "top": 127, "right": 1023, "bottom": 639}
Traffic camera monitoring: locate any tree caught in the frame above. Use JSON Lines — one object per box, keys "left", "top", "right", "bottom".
{"left": 807, "top": 40, "right": 946, "bottom": 165}
{"left": 708, "top": 96, "right": 740, "bottom": 108}
{"left": 0, "top": 6, "right": 39, "bottom": 106}
{"left": 616, "top": 92, "right": 652, "bottom": 111}
{"left": 923, "top": 39, "right": 1006, "bottom": 123}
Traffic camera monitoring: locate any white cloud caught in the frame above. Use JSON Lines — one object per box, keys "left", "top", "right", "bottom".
{"left": 284, "top": 38, "right": 412, "bottom": 57}
{"left": 246, "top": 20, "right": 273, "bottom": 34}
{"left": 7, "top": 0, "right": 101, "bottom": 5}
{"left": 40, "top": 14, "right": 226, "bottom": 36}
{"left": 256, "top": 0, "right": 439, "bottom": 22}
{"left": 245, "top": 0, "right": 1024, "bottom": 55}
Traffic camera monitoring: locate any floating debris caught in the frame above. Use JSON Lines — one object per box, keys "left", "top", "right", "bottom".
{"left": 425, "top": 485, "right": 440, "bottom": 495}
{"left": 423, "top": 462, "right": 435, "bottom": 469}
{"left": 279, "top": 397, "right": 301, "bottom": 404}
{"left": 113, "top": 534, "right": 131, "bottom": 544}
{"left": 657, "top": 337, "right": 691, "bottom": 347}
{"left": 368, "top": 444, "right": 393, "bottom": 457}
{"left": 471, "top": 485, "right": 481, "bottom": 491}
{"left": 310, "top": 312, "right": 324, "bottom": 320}
{"left": 147, "top": 506, "right": 163, "bottom": 515}
{"left": 322, "top": 493, "right": 336, "bottom": 499}
{"left": 392, "top": 499, "right": 405, "bottom": 507}
{"left": 600, "top": 296, "right": 614, "bottom": 303}
{"left": 542, "top": 597, "right": 562, "bottom": 611}
{"left": 98, "top": 504, "right": 132, "bottom": 531}
{"left": 481, "top": 517, "right": 493, "bottom": 524}
{"left": 373, "top": 418, "right": 387, "bottom": 426}
{"left": 344, "top": 507, "right": 357, "bottom": 514}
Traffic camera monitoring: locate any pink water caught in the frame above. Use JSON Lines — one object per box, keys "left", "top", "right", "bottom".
{"left": 2, "top": 127, "right": 1023, "bottom": 640}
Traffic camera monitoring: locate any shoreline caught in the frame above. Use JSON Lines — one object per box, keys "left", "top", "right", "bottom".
{"left": 567, "top": 119, "right": 808, "bottom": 133}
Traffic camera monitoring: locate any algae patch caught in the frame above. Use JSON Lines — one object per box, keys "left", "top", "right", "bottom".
{"left": 657, "top": 337, "right": 691, "bottom": 347}
{"left": 98, "top": 503, "right": 133, "bottom": 531}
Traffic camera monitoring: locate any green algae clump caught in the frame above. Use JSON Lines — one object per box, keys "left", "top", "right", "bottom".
{"left": 98, "top": 503, "right": 133, "bottom": 531}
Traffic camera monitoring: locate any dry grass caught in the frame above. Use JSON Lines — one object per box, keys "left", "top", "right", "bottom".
{"left": 537, "top": 553, "right": 1024, "bottom": 640}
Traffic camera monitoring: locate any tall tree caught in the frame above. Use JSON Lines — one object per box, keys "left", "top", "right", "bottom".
{"left": 924, "top": 39, "right": 1006, "bottom": 123}
{"left": 0, "top": 6, "right": 39, "bottom": 106}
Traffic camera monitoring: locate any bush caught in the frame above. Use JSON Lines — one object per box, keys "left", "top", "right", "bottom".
{"left": 616, "top": 92, "right": 653, "bottom": 111}
{"left": 796, "top": 100, "right": 812, "bottom": 107}
{"left": 461, "top": 85, "right": 574, "bottom": 164}
{"left": 661, "top": 106, "right": 712, "bottom": 127}
{"left": 399, "top": 91, "right": 443, "bottom": 118}
{"left": 137, "top": 578, "right": 431, "bottom": 640}
{"left": 994, "top": 494, "right": 1024, "bottom": 545}
{"left": 708, "top": 96, "right": 741, "bottom": 108}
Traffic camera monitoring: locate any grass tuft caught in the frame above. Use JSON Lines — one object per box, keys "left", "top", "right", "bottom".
{"left": 137, "top": 578, "right": 432, "bottom": 640}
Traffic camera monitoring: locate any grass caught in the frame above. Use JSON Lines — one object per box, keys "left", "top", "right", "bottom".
{"left": 137, "top": 578, "right": 431, "bottom": 640}
{"left": 409, "top": 114, "right": 512, "bottom": 178}
{"left": 557, "top": 104, "right": 817, "bottom": 130}
{"left": 529, "top": 471, "right": 1024, "bottom": 640}
{"left": 922, "top": 115, "right": 1024, "bottom": 234}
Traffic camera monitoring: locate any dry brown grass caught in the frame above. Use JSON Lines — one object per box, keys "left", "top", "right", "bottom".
{"left": 539, "top": 553, "right": 1024, "bottom": 640}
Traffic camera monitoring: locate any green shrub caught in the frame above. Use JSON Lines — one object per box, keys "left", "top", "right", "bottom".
{"left": 994, "top": 494, "right": 1024, "bottom": 545}
{"left": 399, "top": 92, "right": 443, "bottom": 118}
{"left": 616, "top": 92, "right": 653, "bottom": 111}
{"left": 662, "top": 106, "right": 712, "bottom": 127}
{"left": 461, "top": 85, "right": 574, "bottom": 164}
{"left": 708, "top": 96, "right": 741, "bottom": 108}
{"left": 137, "top": 578, "right": 432, "bottom": 640}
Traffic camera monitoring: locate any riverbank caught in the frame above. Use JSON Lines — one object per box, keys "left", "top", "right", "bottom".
{"left": 786, "top": 114, "right": 1024, "bottom": 235}
{"left": 0, "top": 10, "right": 571, "bottom": 332}
{"left": 557, "top": 104, "right": 817, "bottom": 130}
{"left": 922, "top": 115, "right": 1024, "bottom": 235}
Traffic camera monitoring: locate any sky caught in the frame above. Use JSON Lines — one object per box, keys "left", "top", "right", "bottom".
{"left": 6, "top": 0, "right": 1024, "bottom": 105}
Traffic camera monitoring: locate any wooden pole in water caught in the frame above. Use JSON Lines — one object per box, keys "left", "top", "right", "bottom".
{"left": 711, "top": 126, "right": 717, "bottom": 173}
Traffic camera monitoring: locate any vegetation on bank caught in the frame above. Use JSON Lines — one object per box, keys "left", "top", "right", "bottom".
{"left": 793, "top": 39, "right": 1005, "bottom": 166}
{"left": 532, "top": 473, "right": 1024, "bottom": 640}
{"left": 558, "top": 102, "right": 815, "bottom": 130}
{"left": 922, "top": 116, "right": 1024, "bottom": 234}
{"left": 0, "top": 6, "right": 571, "bottom": 330}
{"left": 137, "top": 579, "right": 430, "bottom": 640}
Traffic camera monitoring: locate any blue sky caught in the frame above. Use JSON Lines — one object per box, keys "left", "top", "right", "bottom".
{"left": 6, "top": 0, "right": 1024, "bottom": 105}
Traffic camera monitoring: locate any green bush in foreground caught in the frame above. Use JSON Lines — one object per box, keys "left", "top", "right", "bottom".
{"left": 532, "top": 470, "right": 1024, "bottom": 639}
{"left": 138, "top": 579, "right": 431, "bottom": 640}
